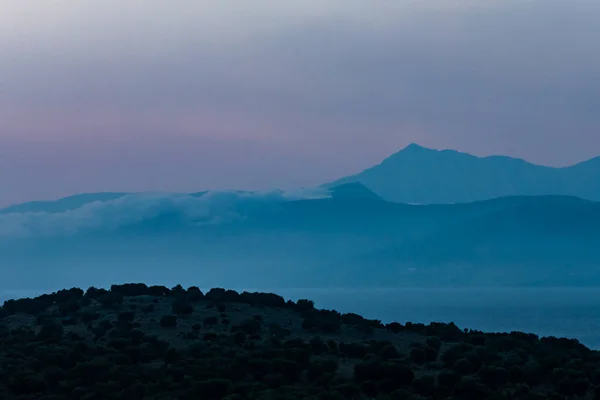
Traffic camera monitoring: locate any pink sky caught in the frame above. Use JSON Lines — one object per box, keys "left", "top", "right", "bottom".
{"left": 1, "top": 0, "right": 599, "bottom": 206}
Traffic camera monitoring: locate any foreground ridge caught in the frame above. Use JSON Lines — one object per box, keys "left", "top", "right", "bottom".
{"left": 1, "top": 283, "right": 598, "bottom": 400}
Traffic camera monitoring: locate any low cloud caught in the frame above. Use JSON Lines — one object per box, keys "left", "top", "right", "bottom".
{"left": 0, "top": 188, "right": 330, "bottom": 238}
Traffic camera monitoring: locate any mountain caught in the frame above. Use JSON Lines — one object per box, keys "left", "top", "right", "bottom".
{"left": 345, "top": 196, "right": 600, "bottom": 287}
{"left": 325, "top": 144, "right": 600, "bottom": 204}
{"left": 1, "top": 190, "right": 599, "bottom": 289}
{"left": 328, "top": 182, "right": 384, "bottom": 201}
{"left": 0, "top": 192, "right": 130, "bottom": 214}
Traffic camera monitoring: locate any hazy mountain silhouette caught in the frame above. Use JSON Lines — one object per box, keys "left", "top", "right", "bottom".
{"left": 1, "top": 190, "right": 599, "bottom": 289}
{"left": 328, "top": 182, "right": 384, "bottom": 201}
{"left": 0, "top": 192, "right": 129, "bottom": 214}
{"left": 325, "top": 144, "right": 600, "bottom": 204}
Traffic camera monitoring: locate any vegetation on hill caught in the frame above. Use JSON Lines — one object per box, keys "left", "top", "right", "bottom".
{"left": 1, "top": 283, "right": 599, "bottom": 399}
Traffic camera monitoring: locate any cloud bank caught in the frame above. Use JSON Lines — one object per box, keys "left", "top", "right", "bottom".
{"left": 0, "top": 188, "right": 330, "bottom": 238}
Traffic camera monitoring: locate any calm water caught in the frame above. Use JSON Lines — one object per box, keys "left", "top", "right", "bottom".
{"left": 3, "top": 287, "right": 600, "bottom": 349}
{"left": 273, "top": 288, "right": 600, "bottom": 350}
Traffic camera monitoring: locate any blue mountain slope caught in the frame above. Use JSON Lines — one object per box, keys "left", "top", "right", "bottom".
{"left": 1, "top": 185, "right": 598, "bottom": 289}
{"left": 325, "top": 144, "right": 600, "bottom": 204}
{"left": 0, "top": 192, "right": 130, "bottom": 214}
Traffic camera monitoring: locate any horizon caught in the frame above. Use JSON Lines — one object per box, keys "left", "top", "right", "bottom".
{"left": 3, "top": 142, "right": 600, "bottom": 207}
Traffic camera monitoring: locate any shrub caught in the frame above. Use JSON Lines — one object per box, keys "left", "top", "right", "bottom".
{"left": 441, "top": 343, "right": 473, "bottom": 367}
{"left": 110, "top": 283, "right": 149, "bottom": 297}
{"left": 172, "top": 299, "right": 194, "bottom": 315}
{"left": 409, "top": 347, "right": 427, "bottom": 365}
{"left": 274, "top": 359, "right": 303, "bottom": 381}
{"left": 148, "top": 285, "right": 170, "bottom": 297}
{"left": 453, "top": 358, "right": 474, "bottom": 374}
{"left": 58, "top": 299, "right": 80, "bottom": 316}
{"left": 3, "top": 298, "right": 48, "bottom": 315}
{"left": 310, "top": 336, "right": 328, "bottom": 355}
{"left": 193, "top": 379, "right": 232, "bottom": 399}
{"left": 426, "top": 336, "right": 442, "bottom": 352}
{"left": 187, "top": 286, "right": 204, "bottom": 301}
{"left": 240, "top": 291, "right": 285, "bottom": 308}
{"left": 99, "top": 292, "right": 123, "bottom": 308}
{"left": 159, "top": 315, "right": 177, "bottom": 328}
{"left": 479, "top": 365, "right": 509, "bottom": 388}
{"left": 302, "top": 311, "right": 341, "bottom": 334}
{"left": 37, "top": 321, "right": 64, "bottom": 340}
{"left": 454, "top": 376, "right": 490, "bottom": 400}
{"left": 163, "top": 347, "right": 179, "bottom": 364}
{"left": 117, "top": 311, "right": 135, "bottom": 324}
{"left": 386, "top": 322, "right": 404, "bottom": 333}
{"left": 232, "top": 318, "right": 262, "bottom": 335}
{"left": 381, "top": 345, "right": 401, "bottom": 360}
{"left": 84, "top": 286, "right": 107, "bottom": 299}
{"left": 412, "top": 374, "right": 435, "bottom": 397}
{"left": 192, "top": 323, "right": 202, "bottom": 331}
{"left": 437, "top": 369, "right": 461, "bottom": 388}
{"left": 141, "top": 304, "right": 155, "bottom": 313}
{"left": 295, "top": 299, "right": 315, "bottom": 312}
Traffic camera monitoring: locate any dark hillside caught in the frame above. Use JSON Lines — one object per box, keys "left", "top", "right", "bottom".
{"left": 1, "top": 284, "right": 599, "bottom": 399}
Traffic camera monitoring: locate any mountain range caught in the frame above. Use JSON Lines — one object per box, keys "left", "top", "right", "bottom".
{"left": 326, "top": 143, "right": 600, "bottom": 204}
{"left": 1, "top": 144, "right": 599, "bottom": 290}
{"left": 1, "top": 182, "right": 599, "bottom": 289}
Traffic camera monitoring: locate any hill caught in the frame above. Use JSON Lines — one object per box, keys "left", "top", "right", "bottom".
{"left": 325, "top": 143, "right": 600, "bottom": 204}
{"left": 0, "top": 192, "right": 130, "bottom": 214}
{"left": 0, "top": 283, "right": 598, "bottom": 400}
{"left": 1, "top": 193, "right": 598, "bottom": 289}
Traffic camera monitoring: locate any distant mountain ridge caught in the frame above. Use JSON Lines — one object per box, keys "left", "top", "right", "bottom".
{"left": 325, "top": 144, "right": 600, "bottom": 204}
{"left": 1, "top": 190, "right": 599, "bottom": 289}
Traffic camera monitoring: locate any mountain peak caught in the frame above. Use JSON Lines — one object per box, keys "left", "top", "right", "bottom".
{"left": 324, "top": 145, "right": 600, "bottom": 204}
{"left": 401, "top": 143, "right": 433, "bottom": 153}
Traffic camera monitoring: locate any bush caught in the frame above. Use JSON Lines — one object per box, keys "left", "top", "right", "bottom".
{"left": 479, "top": 365, "right": 509, "bottom": 388}
{"left": 453, "top": 358, "right": 474, "bottom": 374}
{"left": 79, "top": 310, "right": 101, "bottom": 323}
{"left": 141, "top": 304, "right": 155, "bottom": 313}
{"left": 310, "top": 336, "right": 328, "bottom": 355}
{"left": 426, "top": 336, "right": 442, "bottom": 352}
{"left": 437, "top": 369, "right": 461, "bottom": 388}
{"left": 58, "top": 299, "right": 80, "bottom": 316}
{"left": 3, "top": 298, "right": 48, "bottom": 315}
{"left": 295, "top": 299, "right": 315, "bottom": 312}
{"left": 232, "top": 318, "right": 262, "bottom": 335}
{"left": 148, "top": 285, "right": 170, "bottom": 297}
{"left": 84, "top": 287, "right": 107, "bottom": 299}
{"left": 412, "top": 374, "right": 435, "bottom": 397}
{"left": 409, "top": 346, "right": 427, "bottom": 365}
{"left": 159, "top": 315, "right": 177, "bottom": 328}
{"left": 117, "top": 311, "right": 135, "bottom": 324}
{"left": 302, "top": 311, "right": 341, "bottom": 333}
{"left": 37, "top": 321, "right": 64, "bottom": 340}
{"left": 441, "top": 343, "right": 473, "bottom": 367}
{"left": 99, "top": 292, "right": 123, "bottom": 308}
{"left": 454, "top": 376, "right": 490, "bottom": 400}
{"left": 172, "top": 299, "right": 194, "bottom": 315}
{"left": 381, "top": 345, "right": 401, "bottom": 360}
{"left": 187, "top": 286, "right": 204, "bottom": 301}
{"left": 193, "top": 379, "right": 232, "bottom": 399}
{"left": 110, "top": 283, "right": 149, "bottom": 297}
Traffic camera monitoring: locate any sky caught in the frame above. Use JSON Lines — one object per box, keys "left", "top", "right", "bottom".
{"left": 1, "top": 0, "right": 599, "bottom": 206}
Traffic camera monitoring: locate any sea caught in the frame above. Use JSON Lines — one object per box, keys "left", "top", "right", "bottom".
{"left": 2, "top": 287, "right": 600, "bottom": 350}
